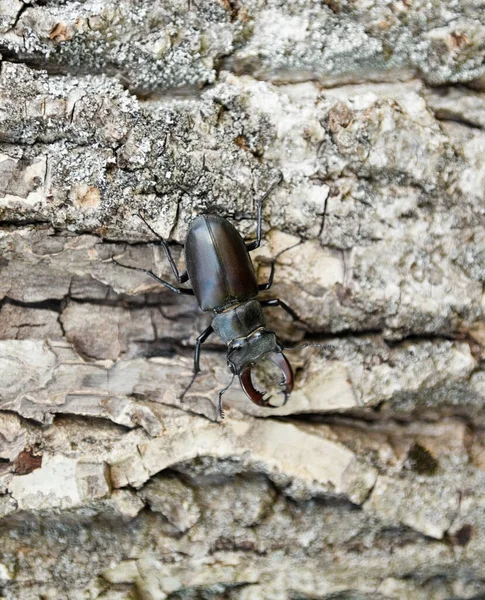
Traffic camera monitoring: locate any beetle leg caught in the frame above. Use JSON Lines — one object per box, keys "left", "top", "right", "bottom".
{"left": 137, "top": 211, "right": 189, "bottom": 283}
{"left": 239, "top": 352, "right": 293, "bottom": 407}
{"left": 258, "top": 257, "right": 277, "bottom": 292}
{"left": 246, "top": 173, "right": 283, "bottom": 252}
{"left": 112, "top": 258, "right": 194, "bottom": 295}
{"left": 260, "top": 297, "right": 304, "bottom": 324}
{"left": 258, "top": 240, "right": 302, "bottom": 291}
{"left": 180, "top": 325, "right": 214, "bottom": 401}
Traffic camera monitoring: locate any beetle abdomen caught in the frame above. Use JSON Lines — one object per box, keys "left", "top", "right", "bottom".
{"left": 185, "top": 215, "right": 258, "bottom": 311}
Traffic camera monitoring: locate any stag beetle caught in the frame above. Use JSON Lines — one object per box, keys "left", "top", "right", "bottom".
{"left": 114, "top": 175, "right": 302, "bottom": 418}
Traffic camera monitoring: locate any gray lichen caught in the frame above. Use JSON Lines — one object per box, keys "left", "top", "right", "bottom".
{"left": 1, "top": 1, "right": 485, "bottom": 598}
{"left": 1, "top": 0, "right": 485, "bottom": 92}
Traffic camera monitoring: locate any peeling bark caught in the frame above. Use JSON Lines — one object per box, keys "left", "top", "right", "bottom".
{"left": 1, "top": 1, "right": 485, "bottom": 599}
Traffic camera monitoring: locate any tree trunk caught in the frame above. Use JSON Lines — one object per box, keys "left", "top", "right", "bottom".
{"left": 1, "top": 1, "right": 485, "bottom": 599}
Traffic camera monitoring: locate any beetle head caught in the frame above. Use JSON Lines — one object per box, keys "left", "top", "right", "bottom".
{"left": 227, "top": 330, "right": 294, "bottom": 407}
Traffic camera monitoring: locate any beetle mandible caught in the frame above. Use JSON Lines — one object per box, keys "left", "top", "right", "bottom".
{"left": 114, "top": 175, "right": 302, "bottom": 418}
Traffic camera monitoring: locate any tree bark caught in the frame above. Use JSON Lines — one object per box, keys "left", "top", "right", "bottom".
{"left": 1, "top": 1, "right": 485, "bottom": 599}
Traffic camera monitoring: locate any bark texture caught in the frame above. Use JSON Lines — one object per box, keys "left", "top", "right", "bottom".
{"left": 1, "top": 1, "right": 485, "bottom": 599}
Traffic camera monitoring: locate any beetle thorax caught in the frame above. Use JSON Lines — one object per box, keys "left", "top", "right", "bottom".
{"left": 212, "top": 299, "right": 265, "bottom": 344}
{"left": 212, "top": 300, "right": 286, "bottom": 376}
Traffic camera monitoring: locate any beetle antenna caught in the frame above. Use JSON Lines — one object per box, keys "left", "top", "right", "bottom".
{"left": 286, "top": 343, "right": 334, "bottom": 352}
{"left": 217, "top": 373, "right": 235, "bottom": 421}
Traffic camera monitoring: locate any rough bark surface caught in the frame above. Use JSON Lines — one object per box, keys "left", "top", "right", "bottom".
{"left": 1, "top": 1, "right": 485, "bottom": 599}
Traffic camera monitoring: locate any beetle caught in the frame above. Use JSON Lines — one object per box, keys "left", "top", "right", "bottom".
{"left": 113, "top": 175, "right": 302, "bottom": 418}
